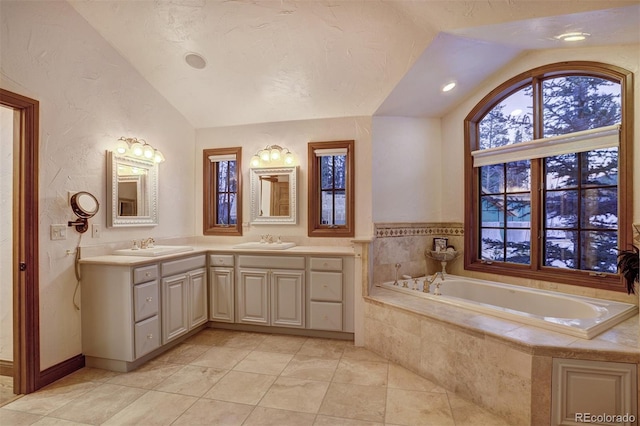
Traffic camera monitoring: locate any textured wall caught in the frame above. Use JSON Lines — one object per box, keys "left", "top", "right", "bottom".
{"left": 0, "top": 0, "right": 196, "bottom": 370}
{"left": 0, "top": 106, "right": 13, "bottom": 362}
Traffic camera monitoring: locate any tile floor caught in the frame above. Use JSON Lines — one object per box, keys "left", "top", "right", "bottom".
{"left": 0, "top": 329, "right": 511, "bottom": 425}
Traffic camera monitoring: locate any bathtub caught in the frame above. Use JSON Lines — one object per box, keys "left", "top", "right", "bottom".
{"left": 378, "top": 274, "right": 638, "bottom": 339}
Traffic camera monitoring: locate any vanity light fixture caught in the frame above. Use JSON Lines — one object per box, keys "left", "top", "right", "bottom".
{"left": 116, "top": 137, "right": 165, "bottom": 163}
{"left": 250, "top": 144, "right": 294, "bottom": 167}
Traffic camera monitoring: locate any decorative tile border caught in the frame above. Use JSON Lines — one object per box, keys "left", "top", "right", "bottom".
{"left": 374, "top": 222, "right": 464, "bottom": 238}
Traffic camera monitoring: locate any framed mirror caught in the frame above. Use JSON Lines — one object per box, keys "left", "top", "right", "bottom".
{"left": 107, "top": 151, "right": 158, "bottom": 227}
{"left": 250, "top": 166, "right": 297, "bottom": 224}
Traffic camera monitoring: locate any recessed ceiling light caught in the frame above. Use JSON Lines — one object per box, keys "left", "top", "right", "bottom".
{"left": 556, "top": 32, "right": 590, "bottom": 42}
{"left": 442, "top": 82, "right": 456, "bottom": 92}
{"left": 184, "top": 52, "right": 207, "bottom": 69}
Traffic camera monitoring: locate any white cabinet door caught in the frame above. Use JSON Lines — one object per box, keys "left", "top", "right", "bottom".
{"left": 162, "top": 273, "right": 189, "bottom": 344}
{"left": 189, "top": 268, "right": 208, "bottom": 329}
{"left": 237, "top": 269, "right": 269, "bottom": 325}
{"left": 271, "top": 270, "right": 305, "bottom": 328}
{"left": 209, "top": 267, "right": 234, "bottom": 322}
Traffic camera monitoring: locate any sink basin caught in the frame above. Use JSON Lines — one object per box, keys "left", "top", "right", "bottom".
{"left": 113, "top": 245, "right": 194, "bottom": 257}
{"left": 232, "top": 242, "right": 296, "bottom": 250}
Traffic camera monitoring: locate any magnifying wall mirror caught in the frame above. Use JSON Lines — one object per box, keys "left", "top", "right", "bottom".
{"left": 250, "top": 166, "right": 297, "bottom": 224}
{"left": 107, "top": 151, "right": 158, "bottom": 227}
{"left": 68, "top": 191, "right": 99, "bottom": 233}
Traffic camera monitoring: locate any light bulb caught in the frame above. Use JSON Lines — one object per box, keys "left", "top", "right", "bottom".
{"left": 115, "top": 140, "right": 128, "bottom": 154}
{"left": 131, "top": 142, "right": 144, "bottom": 157}
{"left": 143, "top": 145, "right": 154, "bottom": 159}
{"left": 284, "top": 152, "right": 294, "bottom": 165}
{"left": 270, "top": 147, "right": 281, "bottom": 160}
{"left": 154, "top": 150, "right": 165, "bottom": 163}
{"left": 260, "top": 150, "right": 270, "bottom": 162}
{"left": 251, "top": 155, "right": 261, "bottom": 167}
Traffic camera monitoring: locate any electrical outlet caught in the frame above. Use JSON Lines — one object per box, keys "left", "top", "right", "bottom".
{"left": 50, "top": 224, "right": 67, "bottom": 240}
{"left": 92, "top": 224, "right": 101, "bottom": 238}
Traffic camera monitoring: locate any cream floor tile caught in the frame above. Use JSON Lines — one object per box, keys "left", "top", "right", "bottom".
{"left": 341, "top": 345, "right": 388, "bottom": 363}
{"left": 153, "top": 364, "right": 227, "bottom": 397}
{"left": 313, "top": 415, "right": 384, "bottom": 425}
{"left": 332, "top": 358, "right": 388, "bottom": 387}
{"left": 0, "top": 407, "right": 42, "bottom": 425}
{"left": 189, "top": 346, "right": 250, "bottom": 370}
{"left": 154, "top": 343, "right": 209, "bottom": 364}
{"left": 447, "top": 393, "right": 513, "bottom": 426}
{"left": 259, "top": 376, "right": 329, "bottom": 414}
{"left": 243, "top": 406, "right": 316, "bottom": 426}
{"left": 2, "top": 380, "right": 98, "bottom": 416}
{"left": 184, "top": 328, "right": 233, "bottom": 346}
{"left": 47, "top": 383, "right": 145, "bottom": 424}
{"left": 388, "top": 363, "right": 445, "bottom": 393}
{"left": 172, "top": 398, "right": 253, "bottom": 425}
{"left": 101, "top": 390, "right": 196, "bottom": 425}
{"left": 297, "top": 338, "right": 347, "bottom": 359}
{"left": 280, "top": 354, "right": 339, "bottom": 381}
{"left": 32, "top": 417, "right": 90, "bottom": 425}
{"left": 232, "top": 350, "right": 293, "bottom": 375}
{"left": 209, "top": 330, "right": 268, "bottom": 350}
{"left": 203, "top": 370, "right": 275, "bottom": 405}
{"left": 255, "top": 334, "right": 308, "bottom": 354}
{"left": 106, "top": 360, "right": 183, "bottom": 390}
{"left": 62, "top": 367, "right": 120, "bottom": 384}
{"left": 319, "top": 382, "right": 386, "bottom": 423}
{"left": 385, "top": 388, "right": 454, "bottom": 426}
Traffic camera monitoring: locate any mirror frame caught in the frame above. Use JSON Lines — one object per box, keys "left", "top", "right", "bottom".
{"left": 250, "top": 166, "right": 297, "bottom": 225}
{"left": 107, "top": 151, "right": 158, "bottom": 227}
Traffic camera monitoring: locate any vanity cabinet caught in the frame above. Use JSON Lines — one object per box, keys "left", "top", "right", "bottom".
{"left": 161, "top": 255, "right": 207, "bottom": 344}
{"left": 308, "top": 257, "right": 344, "bottom": 331}
{"left": 236, "top": 255, "right": 305, "bottom": 328}
{"left": 209, "top": 254, "right": 235, "bottom": 322}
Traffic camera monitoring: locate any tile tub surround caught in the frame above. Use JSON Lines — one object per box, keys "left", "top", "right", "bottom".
{"left": 0, "top": 330, "right": 512, "bottom": 425}
{"left": 365, "top": 287, "right": 640, "bottom": 426}
{"left": 373, "top": 222, "right": 464, "bottom": 285}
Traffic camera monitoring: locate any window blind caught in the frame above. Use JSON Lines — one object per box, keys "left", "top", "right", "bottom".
{"left": 314, "top": 148, "right": 348, "bottom": 157}
{"left": 208, "top": 154, "right": 236, "bottom": 162}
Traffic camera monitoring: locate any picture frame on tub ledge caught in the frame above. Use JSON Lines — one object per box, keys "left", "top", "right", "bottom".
{"left": 433, "top": 238, "right": 448, "bottom": 253}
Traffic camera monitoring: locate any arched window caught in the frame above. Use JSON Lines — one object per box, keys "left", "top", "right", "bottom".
{"left": 464, "top": 62, "right": 633, "bottom": 292}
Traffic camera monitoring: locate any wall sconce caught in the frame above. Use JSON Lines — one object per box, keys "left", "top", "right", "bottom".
{"left": 250, "top": 144, "right": 294, "bottom": 167}
{"left": 116, "top": 137, "right": 166, "bottom": 163}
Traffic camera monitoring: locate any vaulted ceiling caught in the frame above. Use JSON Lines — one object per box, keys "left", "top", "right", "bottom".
{"left": 68, "top": 0, "right": 640, "bottom": 128}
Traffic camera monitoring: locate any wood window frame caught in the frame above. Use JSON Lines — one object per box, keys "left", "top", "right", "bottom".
{"left": 203, "top": 147, "right": 242, "bottom": 236}
{"left": 464, "top": 61, "right": 633, "bottom": 292}
{"left": 308, "top": 140, "right": 355, "bottom": 238}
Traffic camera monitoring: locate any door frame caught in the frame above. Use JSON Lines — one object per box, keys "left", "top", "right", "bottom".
{"left": 1, "top": 88, "right": 39, "bottom": 394}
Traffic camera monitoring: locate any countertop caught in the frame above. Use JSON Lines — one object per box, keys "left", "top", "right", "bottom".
{"left": 79, "top": 243, "right": 356, "bottom": 266}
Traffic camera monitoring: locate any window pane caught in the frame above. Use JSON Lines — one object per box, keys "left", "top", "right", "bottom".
{"left": 546, "top": 154, "right": 578, "bottom": 190}
{"left": 545, "top": 190, "right": 578, "bottom": 228}
{"left": 581, "top": 148, "right": 617, "bottom": 186}
{"left": 334, "top": 190, "right": 346, "bottom": 225}
{"left": 545, "top": 230, "right": 578, "bottom": 269}
{"left": 543, "top": 76, "right": 621, "bottom": 137}
{"left": 581, "top": 188, "right": 617, "bottom": 229}
{"left": 217, "top": 193, "right": 230, "bottom": 224}
{"left": 480, "top": 164, "right": 504, "bottom": 194}
{"left": 481, "top": 229, "right": 504, "bottom": 261}
{"left": 334, "top": 155, "right": 346, "bottom": 189}
{"left": 505, "top": 229, "right": 530, "bottom": 264}
{"left": 505, "top": 160, "right": 530, "bottom": 192}
{"left": 320, "top": 157, "right": 334, "bottom": 190}
{"left": 321, "top": 191, "right": 334, "bottom": 225}
{"left": 228, "top": 161, "right": 237, "bottom": 192}
{"left": 478, "top": 85, "right": 533, "bottom": 149}
{"left": 506, "top": 194, "right": 530, "bottom": 226}
{"left": 581, "top": 230, "right": 617, "bottom": 272}
{"left": 480, "top": 195, "right": 504, "bottom": 227}
{"left": 217, "top": 162, "right": 229, "bottom": 192}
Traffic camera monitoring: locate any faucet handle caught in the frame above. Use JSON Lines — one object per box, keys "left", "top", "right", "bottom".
{"left": 132, "top": 240, "right": 139, "bottom": 250}
{"left": 148, "top": 238, "right": 155, "bottom": 248}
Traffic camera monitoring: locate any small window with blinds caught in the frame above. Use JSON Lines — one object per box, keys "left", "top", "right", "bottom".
{"left": 308, "top": 140, "right": 354, "bottom": 237}
{"left": 464, "top": 63, "right": 633, "bottom": 291}
{"left": 203, "top": 147, "right": 242, "bottom": 236}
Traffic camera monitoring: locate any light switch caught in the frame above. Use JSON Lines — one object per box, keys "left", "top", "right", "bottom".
{"left": 50, "top": 224, "right": 67, "bottom": 240}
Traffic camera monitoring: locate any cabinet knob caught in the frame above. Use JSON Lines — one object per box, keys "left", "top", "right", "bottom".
{"left": 147, "top": 334, "right": 153, "bottom": 340}
{"left": 323, "top": 262, "right": 329, "bottom": 267}
{"left": 146, "top": 297, "right": 153, "bottom": 302}
{"left": 145, "top": 272, "right": 151, "bottom": 277}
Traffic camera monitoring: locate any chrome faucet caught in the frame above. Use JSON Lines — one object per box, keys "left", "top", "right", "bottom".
{"left": 426, "top": 272, "right": 445, "bottom": 295}
{"left": 141, "top": 237, "right": 155, "bottom": 249}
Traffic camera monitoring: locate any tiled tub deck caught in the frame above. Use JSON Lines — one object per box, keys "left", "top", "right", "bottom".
{"left": 364, "top": 286, "right": 640, "bottom": 425}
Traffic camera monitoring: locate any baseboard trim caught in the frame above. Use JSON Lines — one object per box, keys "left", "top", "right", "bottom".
{"left": 0, "top": 360, "right": 13, "bottom": 377}
{"left": 38, "top": 354, "right": 85, "bottom": 389}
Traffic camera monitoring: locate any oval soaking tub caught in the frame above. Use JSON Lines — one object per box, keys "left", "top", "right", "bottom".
{"left": 378, "top": 275, "right": 638, "bottom": 339}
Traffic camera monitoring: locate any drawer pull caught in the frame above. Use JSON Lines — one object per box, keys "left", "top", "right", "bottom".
{"left": 146, "top": 297, "right": 153, "bottom": 302}
{"left": 147, "top": 334, "right": 153, "bottom": 340}
{"left": 145, "top": 272, "right": 151, "bottom": 277}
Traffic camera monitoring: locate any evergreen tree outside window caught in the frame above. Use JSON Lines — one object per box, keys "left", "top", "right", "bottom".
{"left": 465, "top": 62, "right": 633, "bottom": 291}
{"left": 203, "top": 147, "right": 242, "bottom": 236}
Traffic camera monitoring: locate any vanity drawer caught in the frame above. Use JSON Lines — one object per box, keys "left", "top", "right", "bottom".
{"left": 134, "top": 315, "right": 160, "bottom": 358}
{"left": 133, "top": 264, "right": 158, "bottom": 284}
{"left": 133, "top": 280, "right": 159, "bottom": 322}
{"left": 309, "top": 257, "right": 343, "bottom": 271}
{"left": 162, "top": 255, "right": 206, "bottom": 276}
{"left": 309, "top": 271, "right": 342, "bottom": 302}
{"left": 238, "top": 255, "right": 305, "bottom": 270}
{"left": 309, "top": 302, "right": 342, "bottom": 331}
{"left": 210, "top": 254, "right": 234, "bottom": 267}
